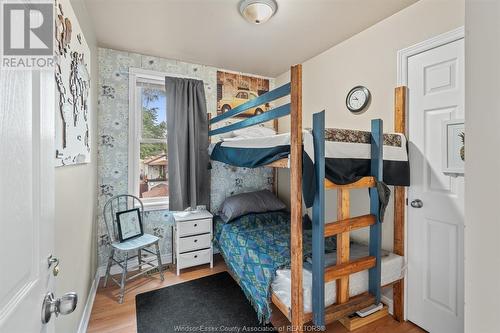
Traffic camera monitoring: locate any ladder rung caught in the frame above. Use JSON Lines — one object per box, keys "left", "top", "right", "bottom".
{"left": 324, "top": 293, "right": 376, "bottom": 324}
{"left": 325, "top": 176, "right": 376, "bottom": 189}
{"left": 324, "top": 214, "right": 376, "bottom": 237}
{"left": 325, "top": 256, "right": 376, "bottom": 282}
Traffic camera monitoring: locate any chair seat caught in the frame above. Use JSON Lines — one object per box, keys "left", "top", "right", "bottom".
{"left": 111, "top": 233, "right": 159, "bottom": 251}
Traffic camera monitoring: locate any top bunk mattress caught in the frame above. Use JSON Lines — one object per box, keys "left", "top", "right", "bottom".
{"left": 210, "top": 129, "right": 409, "bottom": 186}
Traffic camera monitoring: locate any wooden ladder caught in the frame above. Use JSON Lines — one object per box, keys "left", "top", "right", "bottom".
{"left": 311, "top": 111, "right": 383, "bottom": 327}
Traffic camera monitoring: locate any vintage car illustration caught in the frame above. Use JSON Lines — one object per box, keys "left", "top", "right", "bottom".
{"left": 217, "top": 90, "right": 270, "bottom": 116}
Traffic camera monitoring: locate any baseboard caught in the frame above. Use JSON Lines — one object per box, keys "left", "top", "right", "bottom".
{"left": 97, "top": 252, "right": 173, "bottom": 277}
{"left": 77, "top": 271, "right": 100, "bottom": 333}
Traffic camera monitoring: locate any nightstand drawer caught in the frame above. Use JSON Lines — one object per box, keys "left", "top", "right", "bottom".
{"left": 177, "top": 218, "right": 211, "bottom": 237}
{"left": 178, "top": 249, "right": 211, "bottom": 269}
{"left": 178, "top": 233, "right": 211, "bottom": 253}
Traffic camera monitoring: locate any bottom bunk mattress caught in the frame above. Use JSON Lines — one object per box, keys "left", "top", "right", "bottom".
{"left": 271, "top": 242, "right": 405, "bottom": 313}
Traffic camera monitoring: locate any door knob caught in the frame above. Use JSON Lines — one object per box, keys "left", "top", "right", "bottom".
{"left": 410, "top": 199, "right": 423, "bottom": 208}
{"left": 41, "top": 292, "right": 78, "bottom": 324}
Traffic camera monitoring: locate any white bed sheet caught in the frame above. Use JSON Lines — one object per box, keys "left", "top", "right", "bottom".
{"left": 271, "top": 242, "right": 405, "bottom": 313}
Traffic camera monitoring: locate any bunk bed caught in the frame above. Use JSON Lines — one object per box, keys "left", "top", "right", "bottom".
{"left": 208, "top": 64, "right": 409, "bottom": 330}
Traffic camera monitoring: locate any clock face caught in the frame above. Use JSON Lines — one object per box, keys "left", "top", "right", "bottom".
{"left": 346, "top": 86, "right": 370, "bottom": 112}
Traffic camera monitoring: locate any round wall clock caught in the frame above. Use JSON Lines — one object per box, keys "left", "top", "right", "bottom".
{"left": 346, "top": 86, "right": 371, "bottom": 113}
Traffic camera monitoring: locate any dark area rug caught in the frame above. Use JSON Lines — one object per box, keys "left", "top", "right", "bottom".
{"left": 136, "top": 271, "right": 275, "bottom": 333}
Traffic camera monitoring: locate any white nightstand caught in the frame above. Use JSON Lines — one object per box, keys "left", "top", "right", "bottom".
{"left": 173, "top": 210, "right": 213, "bottom": 275}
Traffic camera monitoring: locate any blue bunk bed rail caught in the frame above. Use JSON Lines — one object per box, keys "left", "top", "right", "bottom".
{"left": 209, "top": 83, "right": 291, "bottom": 136}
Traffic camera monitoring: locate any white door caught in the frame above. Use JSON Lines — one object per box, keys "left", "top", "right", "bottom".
{"left": 0, "top": 70, "right": 56, "bottom": 332}
{"left": 407, "top": 38, "right": 464, "bottom": 333}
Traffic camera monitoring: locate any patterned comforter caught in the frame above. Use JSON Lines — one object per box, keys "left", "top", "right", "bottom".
{"left": 214, "top": 211, "right": 335, "bottom": 323}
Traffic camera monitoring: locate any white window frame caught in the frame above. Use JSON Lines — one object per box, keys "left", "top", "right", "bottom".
{"left": 128, "top": 68, "right": 191, "bottom": 211}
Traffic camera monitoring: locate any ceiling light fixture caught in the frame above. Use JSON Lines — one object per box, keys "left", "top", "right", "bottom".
{"left": 239, "top": 0, "right": 278, "bottom": 25}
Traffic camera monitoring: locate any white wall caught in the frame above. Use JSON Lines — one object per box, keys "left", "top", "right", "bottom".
{"left": 464, "top": 1, "right": 500, "bottom": 332}
{"left": 55, "top": 1, "right": 98, "bottom": 332}
{"left": 276, "top": 0, "right": 464, "bottom": 250}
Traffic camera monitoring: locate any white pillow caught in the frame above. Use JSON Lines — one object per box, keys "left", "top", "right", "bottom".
{"left": 232, "top": 125, "right": 276, "bottom": 138}
{"left": 215, "top": 121, "right": 236, "bottom": 139}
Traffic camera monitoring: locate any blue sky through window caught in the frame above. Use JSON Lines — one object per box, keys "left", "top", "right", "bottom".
{"left": 152, "top": 94, "right": 166, "bottom": 124}
{"left": 143, "top": 90, "right": 166, "bottom": 124}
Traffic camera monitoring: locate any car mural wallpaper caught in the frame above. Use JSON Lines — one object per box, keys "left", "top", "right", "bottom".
{"left": 216, "top": 70, "right": 271, "bottom": 118}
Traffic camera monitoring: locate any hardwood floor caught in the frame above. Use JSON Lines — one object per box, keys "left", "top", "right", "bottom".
{"left": 87, "top": 256, "right": 425, "bottom": 333}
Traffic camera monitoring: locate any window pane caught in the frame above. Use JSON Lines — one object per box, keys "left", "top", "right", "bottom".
{"left": 141, "top": 83, "right": 167, "bottom": 139}
{"left": 139, "top": 142, "right": 168, "bottom": 199}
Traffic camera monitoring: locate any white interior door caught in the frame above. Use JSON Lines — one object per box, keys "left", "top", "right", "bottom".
{"left": 407, "top": 38, "right": 464, "bottom": 333}
{"left": 0, "top": 70, "right": 55, "bottom": 332}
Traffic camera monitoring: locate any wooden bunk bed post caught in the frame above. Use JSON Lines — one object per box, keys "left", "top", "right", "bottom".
{"left": 368, "top": 119, "right": 383, "bottom": 303}
{"left": 336, "top": 189, "right": 350, "bottom": 304}
{"left": 289, "top": 64, "right": 303, "bottom": 331}
{"left": 393, "top": 86, "right": 407, "bottom": 321}
{"left": 312, "top": 111, "right": 325, "bottom": 328}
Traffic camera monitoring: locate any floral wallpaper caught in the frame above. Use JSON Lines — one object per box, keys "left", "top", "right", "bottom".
{"left": 97, "top": 48, "right": 274, "bottom": 268}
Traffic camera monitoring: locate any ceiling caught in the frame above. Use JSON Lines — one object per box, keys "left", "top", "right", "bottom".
{"left": 85, "top": 0, "right": 419, "bottom": 77}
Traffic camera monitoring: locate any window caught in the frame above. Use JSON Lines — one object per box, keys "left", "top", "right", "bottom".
{"left": 129, "top": 69, "right": 169, "bottom": 210}
{"left": 236, "top": 91, "right": 248, "bottom": 99}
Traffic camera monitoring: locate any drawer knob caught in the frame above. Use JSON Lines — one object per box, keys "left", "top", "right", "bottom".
{"left": 194, "top": 255, "right": 198, "bottom": 258}
{"left": 194, "top": 239, "right": 198, "bottom": 242}
{"left": 194, "top": 224, "right": 198, "bottom": 227}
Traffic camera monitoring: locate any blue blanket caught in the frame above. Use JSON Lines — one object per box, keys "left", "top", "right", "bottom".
{"left": 214, "top": 212, "right": 336, "bottom": 323}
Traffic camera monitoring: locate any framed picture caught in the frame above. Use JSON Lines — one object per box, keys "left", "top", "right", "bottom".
{"left": 216, "top": 70, "right": 270, "bottom": 118}
{"left": 442, "top": 119, "right": 465, "bottom": 175}
{"left": 116, "top": 208, "right": 144, "bottom": 242}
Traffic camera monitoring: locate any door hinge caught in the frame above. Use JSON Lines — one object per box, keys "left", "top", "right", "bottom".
{"left": 406, "top": 198, "right": 408, "bottom": 206}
